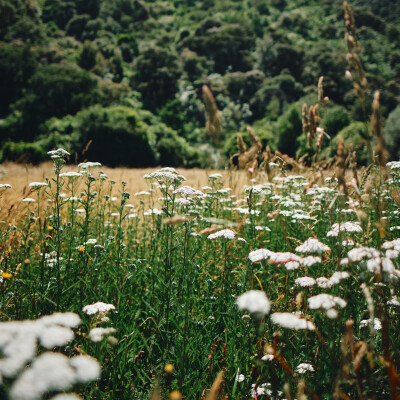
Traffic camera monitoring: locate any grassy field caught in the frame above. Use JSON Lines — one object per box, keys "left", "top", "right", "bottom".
{"left": 1, "top": 154, "right": 400, "bottom": 400}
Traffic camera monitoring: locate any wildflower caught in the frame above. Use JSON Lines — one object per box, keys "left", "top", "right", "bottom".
{"left": 300, "top": 256, "right": 321, "bottom": 267}
{"left": 261, "top": 354, "right": 274, "bottom": 361}
{"left": 347, "top": 247, "right": 380, "bottom": 262}
{"left": 22, "top": 198, "right": 36, "bottom": 203}
{"left": 284, "top": 261, "right": 300, "bottom": 270}
{"left": 143, "top": 208, "right": 163, "bottom": 216}
{"left": 269, "top": 252, "right": 300, "bottom": 265}
{"left": 164, "top": 363, "right": 174, "bottom": 374}
{"left": 308, "top": 294, "right": 347, "bottom": 310}
{"left": 48, "top": 226, "right": 54, "bottom": 231}
{"left": 1, "top": 271, "right": 13, "bottom": 280}
{"left": 59, "top": 172, "right": 83, "bottom": 178}
{"left": 327, "top": 221, "right": 362, "bottom": 237}
{"left": 82, "top": 302, "right": 116, "bottom": 315}
{"left": 271, "top": 313, "right": 315, "bottom": 330}
{"left": 208, "top": 173, "right": 223, "bottom": 180}
{"left": 78, "top": 161, "right": 102, "bottom": 169}
{"left": 78, "top": 246, "right": 85, "bottom": 253}
{"left": 295, "top": 238, "right": 330, "bottom": 254}
{"left": 255, "top": 225, "right": 271, "bottom": 231}
{"left": 235, "top": 374, "right": 245, "bottom": 382}
{"left": 294, "top": 277, "right": 316, "bottom": 287}
{"left": 360, "top": 318, "right": 382, "bottom": 330}
{"left": 0, "top": 183, "right": 12, "bottom": 189}
{"left": 48, "top": 148, "right": 70, "bottom": 158}
{"left": 29, "top": 182, "right": 48, "bottom": 188}
{"left": 296, "top": 363, "right": 315, "bottom": 374}
{"left": 134, "top": 191, "right": 151, "bottom": 196}
{"left": 248, "top": 249, "right": 272, "bottom": 263}
{"left": 207, "top": 229, "right": 235, "bottom": 240}
{"left": 173, "top": 185, "right": 204, "bottom": 197}
{"left": 88, "top": 327, "right": 116, "bottom": 343}
{"left": 236, "top": 290, "right": 271, "bottom": 317}
{"left": 388, "top": 297, "right": 400, "bottom": 306}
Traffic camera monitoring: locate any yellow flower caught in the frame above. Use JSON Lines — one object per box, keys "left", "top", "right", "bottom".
{"left": 169, "top": 391, "right": 182, "bottom": 400}
{"left": 48, "top": 225, "right": 54, "bottom": 231}
{"left": 164, "top": 363, "right": 174, "bottom": 374}
{"left": 78, "top": 246, "right": 85, "bottom": 253}
{"left": 1, "top": 272, "right": 12, "bottom": 279}
{"left": 6, "top": 249, "right": 11, "bottom": 255}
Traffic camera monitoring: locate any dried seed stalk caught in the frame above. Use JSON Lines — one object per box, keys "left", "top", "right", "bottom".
{"left": 202, "top": 85, "right": 221, "bottom": 143}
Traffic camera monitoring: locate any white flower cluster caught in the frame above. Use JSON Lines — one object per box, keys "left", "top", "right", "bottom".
{"left": 271, "top": 312, "right": 315, "bottom": 330}
{"left": 0, "top": 183, "right": 12, "bottom": 189}
{"left": 359, "top": 318, "right": 382, "bottom": 330}
{"left": 78, "top": 162, "right": 102, "bottom": 169}
{"left": 295, "top": 238, "right": 330, "bottom": 254}
{"left": 173, "top": 185, "right": 204, "bottom": 197}
{"left": 207, "top": 229, "right": 235, "bottom": 240}
{"left": 295, "top": 276, "right": 316, "bottom": 287}
{"left": 308, "top": 293, "right": 347, "bottom": 310}
{"left": 88, "top": 327, "right": 117, "bottom": 343}
{"left": 59, "top": 172, "right": 83, "bottom": 178}
{"left": 236, "top": 290, "right": 271, "bottom": 317}
{"left": 327, "top": 221, "right": 362, "bottom": 237}
{"left": 296, "top": 363, "right": 315, "bottom": 374}
{"left": 82, "top": 302, "right": 116, "bottom": 315}
{"left": 29, "top": 182, "right": 48, "bottom": 188}
{"left": 0, "top": 312, "right": 100, "bottom": 400}
{"left": 48, "top": 148, "right": 70, "bottom": 159}
{"left": 316, "top": 271, "right": 350, "bottom": 288}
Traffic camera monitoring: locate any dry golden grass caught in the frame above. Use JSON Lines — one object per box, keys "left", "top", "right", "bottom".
{"left": 0, "top": 162, "right": 252, "bottom": 222}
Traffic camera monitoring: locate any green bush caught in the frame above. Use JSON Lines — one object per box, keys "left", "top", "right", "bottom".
{"left": 322, "top": 105, "right": 351, "bottom": 137}
{"left": 321, "top": 121, "right": 370, "bottom": 164}
{"left": 383, "top": 104, "right": 400, "bottom": 161}
{"left": 276, "top": 104, "right": 302, "bottom": 157}
{"left": 1, "top": 141, "right": 47, "bottom": 164}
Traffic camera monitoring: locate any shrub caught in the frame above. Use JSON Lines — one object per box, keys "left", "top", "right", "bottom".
{"left": 383, "top": 104, "right": 400, "bottom": 161}
{"left": 322, "top": 105, "right": 351, "bottom": 137}
{"left": 276, "top": 105, "right": 303, "bottom": 157}
{"left": 1, "top": 141, "right": 47, "bottom": 164}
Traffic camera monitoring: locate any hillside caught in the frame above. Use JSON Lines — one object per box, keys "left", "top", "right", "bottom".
{"left": 1, "top": 0, "right": 400, "bottom": 167}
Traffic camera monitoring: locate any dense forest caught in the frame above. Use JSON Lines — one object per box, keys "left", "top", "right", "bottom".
{"left": 0, "top": 0, "right": 400, "bottom": 167}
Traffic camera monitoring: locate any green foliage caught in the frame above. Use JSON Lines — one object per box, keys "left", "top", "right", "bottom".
{"left": 131, "top": 47, "right": 180, "bottom": 111}
{"left": 383, "top": 104, "right": 400, "bottom": 161}
{"left": 1, "top": 140, "right": 47, "bottom": 164}
{"left": 12, "top": 64, "right": 98, "bottom": 139}
{"left": 182, "top": 23, "right": 256, "bottom": 73}
{"left": 0, "top": 43, "right": 37, "bottom": 117}
{"left": 322, "top": 105, "right": 351, "bottom": 137}
{"left": 276, "top": 104, "right": 302, "bottom": 157}
{"left": 0, "top": 0, "right": 399, "bottom": 167}
{"left": 322, "top": 121, "right": 370, "bottom": 164}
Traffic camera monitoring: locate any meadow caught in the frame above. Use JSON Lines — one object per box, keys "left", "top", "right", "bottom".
{"left": 1, "top": 148, "right": 400, "bottom": 400}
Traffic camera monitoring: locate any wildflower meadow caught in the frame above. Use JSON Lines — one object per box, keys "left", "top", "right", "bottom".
{"left": 1, "top": 146, "right": 400, "bottom": 400}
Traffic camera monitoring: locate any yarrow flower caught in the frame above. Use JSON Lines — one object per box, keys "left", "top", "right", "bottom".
{"left": 88, "top": 327, "right": 117, "bottom": 343}
{"left": 236, "top": 290, "right": 271, "bottom": 318}
{"left": 207, "top": 229, "right": 235, "bottom": 240}
{"left": 48, "top": 148, "right": 70, "bottom": 158}
{"left": 271, "top": 312, "right": 315, "bottom": 330}
{"left": 59, "top": 172, "right": 83, "bottom": 178}
{"left": 82, "top": 302, "right": 116, "bottom": 315}
{"left": 294, "top": 276, "right": 316, "bottom": 287}
{"left": 295, "top": 238, "right": 330, "bottom": 254}
{"left": 78, "top": 162, "right": 102, "bottom": 169}
{"left": 327, "top": 222, "right": 362, "bottom": 237}
{"left": 29, "top": 182, "right": 48, "bottom": 188}
{"left": 308, "top": 293, "right": 347, "bottom": 310}
{"left": 360, "top": 318, "right": 382, "bottom": 330}
{"left": 296, "top": 363, "right": 315, "bottom": 374}
{"left": 0, "top": 183, "right": 12, "bottom": 189}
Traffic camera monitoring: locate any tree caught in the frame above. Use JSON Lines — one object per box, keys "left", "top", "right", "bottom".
{"left": 131, "top": 47, "right": 180, "bottom": 110}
